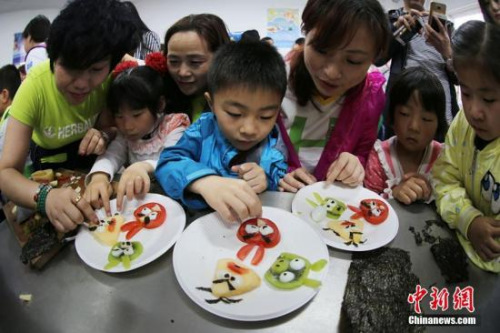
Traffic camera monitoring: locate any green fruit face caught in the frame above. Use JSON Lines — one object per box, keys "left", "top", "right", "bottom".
{"left": 324, "top": 198, "right": 347, "bottom": 219}
{"left": 105, "top": 241, "right": 143, "bottom": 270}
{"left": 265, "top": 253, "right": 311, "bottom": 289}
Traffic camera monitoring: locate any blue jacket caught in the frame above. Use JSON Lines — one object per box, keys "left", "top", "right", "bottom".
{"left": 155, "top": 112, "right": 287, "bottom": 209}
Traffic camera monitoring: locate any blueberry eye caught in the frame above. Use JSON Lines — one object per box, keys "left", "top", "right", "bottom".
{"left": 290, "top": 258, "right": 305, "bottom": 270}
{"left": 279, "top": 271, "right": 296, "bottom": 283}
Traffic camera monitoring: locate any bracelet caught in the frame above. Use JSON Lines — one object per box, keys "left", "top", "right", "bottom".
{"left": 34, "top": 184, "right": 53, "bottom": 216}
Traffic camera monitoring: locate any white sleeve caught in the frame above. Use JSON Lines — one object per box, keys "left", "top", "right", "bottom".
{"left": 85, "top": 134, "right": 128, "bottom": 184}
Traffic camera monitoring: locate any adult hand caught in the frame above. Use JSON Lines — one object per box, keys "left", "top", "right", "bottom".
{"left": 190, "top": 176, "right": 262, "bottom": 223}
{"left": 46, "top": 187, "right": 98, "bottom": 232}
{"left": 424, "top": 16, "right": 452, "bottom": 60}
{"left": 116, "top": 162, "right": 151, "bottom": 211}
{"left": 467, "top": 216, "right": 500, "bottom": 262}
{"left": 326, "top": 152, "right": 364, "bottom": 187}
{"left": 392, "top": 173, "right": 432, "bottom": 204}
{"left": 278, "top": 167, "right": 316, "bottom": 193}
{"left": 395, "top": 9, "right": 424, "bottom": 31}
{"left": 84, "top": 172, "right": 113, "bottom": 215}
{"left": 79, "top": 128, "right": 108, "bottom": 156}
{"left": 231, "top": 162, "right": 267, "bottom": 194}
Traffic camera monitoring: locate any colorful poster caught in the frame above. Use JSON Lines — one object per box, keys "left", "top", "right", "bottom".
{"left": 13, "top": 32, "right": 26, "bottom": 66}
{"left": 266, "top": 8, "right": 301, "bottom": 49}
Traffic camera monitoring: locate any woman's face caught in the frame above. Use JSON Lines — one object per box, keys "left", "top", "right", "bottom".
{"left": 487, "top": 0, "right": 500, "bottom": 24}
{"left": 303, "top": 25, "right": 376, "bottom": 99}
{"left": 54, "top": 58, "right": 110, "bottom": 105}
{"left": 166, "top": 31, "right": 213, "bottom": 97}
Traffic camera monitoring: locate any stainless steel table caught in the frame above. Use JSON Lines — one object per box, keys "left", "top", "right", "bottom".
{"left": 1, "top": 192, "right": 498, "bottom": 333}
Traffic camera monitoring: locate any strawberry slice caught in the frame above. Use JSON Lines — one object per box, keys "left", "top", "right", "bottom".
{"left": 125, "top": 224, "right": 143, "bottom": 240}
{"left": 251, "top": 246, "right": 265, "bottom": 265}
{"left": 121, "top": 221, "right": 140, "bottom": 231}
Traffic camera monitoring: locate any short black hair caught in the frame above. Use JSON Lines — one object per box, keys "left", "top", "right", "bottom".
{"left": 47, "top": 0, "right": 139, "bottom": 71}
{"left": 239, "top": 30, "right": 260, "bottom": 43}
{"left": 0, "top": 65, "right": 21, "bottom": 100}
{"left": 22, "top": 15, "right": 51, "bottom": 43}
{"left": 295, "top": 37, "right": 305, "bottom": 45}
{"left": 208, "top": 41, "right": 287, "bottom": 99}
{"left": 387, "top": 67, "right": 448, "bottom": 141}
{"left": 108, "top": 66, "right": 166, "bottom": 119}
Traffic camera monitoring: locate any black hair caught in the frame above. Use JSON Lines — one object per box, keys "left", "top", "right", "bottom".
{"left": 22, "top": 15, "right": 51, "bottom": 43}
{"left": 289, "top": 0, "right": 390, "bottom": 106}
{"left": 240, "top": 30, "right": 261, "bottom": 43}
{"left": 123, "top": 1, "right": 151, "bottom": 34}
{"left": 108, "top": 66, "right": 166, "bottom": 119}
{"left": 47, "top": 0, "right": 139, "bottom": 71}
{"left": 295, "top": 37, "right": 305, "bottom": 45}
{"left": 452, "top": 20, "right": 500, "bottom": 85}
{"left": 478, "top": 0, "right": 497, "bottom": 24}
{"left": 207, "top": 41, "right": 287, "bottom": 99}
{"left": 0, "top": 65, "right": 21, "bottom": 100}
{"left": 261, "top": 36, "right": 274, "bottom": 42}
{"left": 387, "top": 67, "right": 448, "bottom": 141}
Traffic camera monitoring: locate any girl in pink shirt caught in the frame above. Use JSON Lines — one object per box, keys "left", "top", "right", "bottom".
{"left": 364, "top": 67, "right": 448, "bottom": 204}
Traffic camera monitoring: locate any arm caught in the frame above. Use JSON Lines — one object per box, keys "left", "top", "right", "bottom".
{"left": 432, "top": 116, "right": 482, "bottom": 239}
{"left": 154, "top": 121, "right": 217, "bottom": 209}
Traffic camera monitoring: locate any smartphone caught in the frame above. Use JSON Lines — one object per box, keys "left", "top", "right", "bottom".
{"left": 429, "top": 2, "right": 447, "bottom": 32}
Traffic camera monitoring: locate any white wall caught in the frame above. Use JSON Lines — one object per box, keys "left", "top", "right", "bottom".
{"left": 0, "top": 9, "right": 59, "bottom": 65}
{"left": 0, "top": 0, "right": 482, "bottom": 66}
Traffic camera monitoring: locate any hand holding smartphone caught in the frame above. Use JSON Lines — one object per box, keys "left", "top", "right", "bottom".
{"left": 429, "top": 2, "right": 447, "bottom": 32}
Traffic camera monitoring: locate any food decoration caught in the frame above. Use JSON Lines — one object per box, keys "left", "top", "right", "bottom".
{"left": 31, "top": 169, "right": 55, "bottom": 184}
{"left": 88, "top": 213, "right": 125, "bottom": 246}
{"left": 104, "top": 241, "right": 143, "bottom": 270}
{"left": 196, "top": 259, "right": 261, "bottom": 304}
{"left": 323, "top": 220, "right": 366, "bottom": 247}
{"left": 306, "top": 192, "right": 347, "bottom": 222}
{"left": 348, "top": 199, "right": 389, "bottom": 225}
{"left": 121, "top": 202, "right": 167, "bottom": 240}
{"left": 236, "top": 218, "right": 281, "bottom": 265}
{"left": 265, "top": 252, "right": 327, "bottom": 290}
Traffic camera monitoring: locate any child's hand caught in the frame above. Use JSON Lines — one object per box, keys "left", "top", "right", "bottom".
{"left": 231, "top": 163, "right": 267, "bottom": 194}
{"left": 189, "top": 176, "right": 262, "bottom": 223}
{"left": 116, "top": 162, "right": 152, "bottom": 211}
{"left": 326, "top": 152, "right": 364, "bottom": 186}
{"left": 392, "top": 173, "right": 432, "bottom": 204}
{"left": 279, "top": 167, "right": 317, "bottom": 192}
{"left": 468, "top": 216, "right": 500, "bottom": 262}
{"left": 84, "top": 172, "right": 113, "bottom": 215}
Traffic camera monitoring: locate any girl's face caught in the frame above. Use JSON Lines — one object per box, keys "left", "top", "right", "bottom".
{"left": 303, "top": 24, "right": 376, "bottom": 99}
{"left": 457, "top": 64, "right": 500, "bottom": 141}
{"left": 54, "top": 58, "right": 110, "bottom": 105}
{"left": 115, "top": 106, "right": 156, "bottom": 142}
{"left": 167, "top": 31, "right": 213, "bottom": 97}
{"left": 393, "top": 90, "right": 438, "bottom": 153}
{"left": 487, "top": 0, "right": 500, "bottom": 25}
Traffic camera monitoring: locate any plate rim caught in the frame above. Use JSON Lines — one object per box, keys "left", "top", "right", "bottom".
{"left": 75, "top": 193, "right": 186, "bottom": 273}
{"left": 172, "top": 206, "right": 330, "bottom": 321}
{"left": 291, "top": 182, "right": 399, "bottom": 252}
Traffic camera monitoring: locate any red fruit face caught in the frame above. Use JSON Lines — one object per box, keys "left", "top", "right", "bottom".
{"left": 133, "top": 202, "right": 167, "bottom": 229}
{"left": 359, "top": 199, "right": 388, "bottom": 225}
{"left": 237, "top": 218, "right": 281, "bottom": 248}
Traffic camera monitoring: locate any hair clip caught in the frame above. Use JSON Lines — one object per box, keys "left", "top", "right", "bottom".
{"left": 112, "top": 60, "right": 139, "bottom": 79}
{"left": 145, "top": 52, "right": 168, "bottom": 76}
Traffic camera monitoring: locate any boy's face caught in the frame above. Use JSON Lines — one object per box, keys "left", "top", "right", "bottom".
{"left": 457, "top": 64, "right": 500, "bottom": 141}
{"left": 206, "top": 86, "right": 281, "bottom": 151}
{"left": 54, "top": 58, "right": 111, "bottom": 105}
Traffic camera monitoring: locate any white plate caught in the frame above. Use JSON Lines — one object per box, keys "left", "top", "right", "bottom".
{"left": 292, "top": 182, "right": 399, "bottom": 251}
{"left": 75, "top": 193, "right": 186, "bottom": 272}
{"left": 173, "top": 206, "right": 329, "bottom": 321}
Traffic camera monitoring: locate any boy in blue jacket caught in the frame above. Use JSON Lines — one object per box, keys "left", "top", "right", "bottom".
{"left": 155, "top": 42, "right": 287, "bottom": 223}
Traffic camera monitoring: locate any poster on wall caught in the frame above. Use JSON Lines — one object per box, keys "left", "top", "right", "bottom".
{"left": 266, "top": 8, "right": 301, "bottom": 49}
{"left": 13, "top": 32, "right": 26, "bottom": 67}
